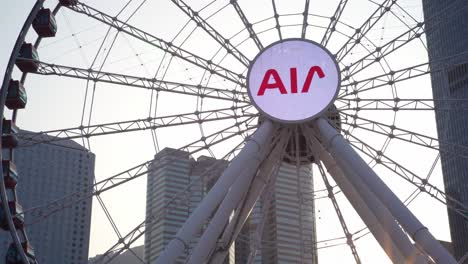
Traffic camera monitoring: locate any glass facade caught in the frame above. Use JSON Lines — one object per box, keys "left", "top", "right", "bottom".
{"left": 143, "top": 148, "right": 231, "bottom": 263}
{"left": 144, "top": 149, "right": 318, "bottom": 263}
{"left": 243, "top": 163, "right": 317, "bottom": 264}
{"left": 0, "top": 133, "right": 95, "bottom": 264}
{"left": 423, "top": 1, "right": 468, "bottom": 260}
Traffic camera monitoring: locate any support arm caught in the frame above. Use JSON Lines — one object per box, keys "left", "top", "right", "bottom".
{"left": 315, "top": 118, "right": 457, "bottom": 264}
{"left": 155, "top": 119, "right": 275, "bottom": 263}
{"left": 305, "top": 129, "right": 425, "bottom": 263}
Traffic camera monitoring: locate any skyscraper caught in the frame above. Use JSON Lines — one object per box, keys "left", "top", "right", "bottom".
{"left": 246, "top": 163, "right": 317, "bottom": 264}
{"left": 0, "top": 133, "right": 95, "bottom": 263}
{"left": 423, "top": 1, "right": 468, "bottom": 260}
{"left": 145, "top": 148, "right": 317, "bottom": 263}
{"left": 144, "top": 148, "right": 231, "bottom": 263}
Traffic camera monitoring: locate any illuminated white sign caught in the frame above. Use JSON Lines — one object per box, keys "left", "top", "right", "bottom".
{"left": 247, "top": 39, "right": 340, "bottom": 123}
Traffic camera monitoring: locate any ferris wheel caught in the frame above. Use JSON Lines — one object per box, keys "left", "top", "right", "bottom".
{"left": 1, "top": 0, "right": 468, "bottom": 263}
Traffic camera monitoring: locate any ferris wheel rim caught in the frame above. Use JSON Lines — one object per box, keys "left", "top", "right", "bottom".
{"left": 2, "top": 1, "right": 466, "bottom": 262}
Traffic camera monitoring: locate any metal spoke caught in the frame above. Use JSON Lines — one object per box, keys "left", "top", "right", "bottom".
{"left": 335, "top": 0, "right": 396, "bottom": 61}
{"left": 339, "top": 51, "right": 468, "bottom": 98}
{"left": 301, "top": 0, "right": 310, "bottom": 39}
{"left": 170, "top": 0, "right": 250, "bottom": 67}
{"left": 31, "top": 60, "right": 248, "bottom": 102}
{"left": 342, "top": 22, "right": 425, "bottom": 80}
{"left": 315, "top": 161, "right": 361, "bottom": 264}
{"left": 65, "top": 2, "right": 245, "bottom": 86}
{"left": 339, "top": 62, "right": 431, "bottom": 97}
{"left": 343, "top": 0, "right": 467, "bottom": 81}
{"left": 272, "top": 0, "right": 283, "bottom": 40}
{"left": 95, "top": 194, "right": 125, "bottom": 245}
{"left": 321, "top": 0, "right": 348, "bottom": 47}
{"left": 338, "top": 98, "right": 468, "bottom": 111}
{"left": 230, "top": 0, "right": 264, "bottom": 50}
{"left": 95, "top": 132, "right": 251, "bottom": 264}
{"left": 18, "top": 106, "right": 254, "bottom": 146}
{"left": 346, "top": 132, "right": 468, "bottom": 219}
{"left": 19, "top": 118, "right": 257, "bottom": 226}
{"left": 340, "top": 112, "right": 468, "bottom": 160}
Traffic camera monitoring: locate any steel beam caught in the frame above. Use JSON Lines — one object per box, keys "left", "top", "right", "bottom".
{"left": 170, "top": 0, "right": 250, "bottom": 66}
{"left": 203, "top": 130, "right": 288, "bottom": 263}
{"left": 321, "top": 0, "right": 348, "bottom": 46}
{"left": 32, "top": 60, "right": 247, "bottom": 102}
{"left": 231, "top": 0, "right": 263, "bottom": 50}
{"left": 315, "top": 118, "right": 457, "bottom": 264}
{"left": 311, "top": 140, "right": 408, "bottom": 263}
{"left": 335, "top": 0, "right": 396, "bottom": 61}
{"left": 186, "top": 137, "right": 275, "bottom": 263}
{"left": 308, "top": 133, "right": 426, "bottom": 263}
{"left": 155, "top": 119, "right": 275, "bottom": 264}
{"left": 66, "top": 2, "right": 245, "bottom": 86}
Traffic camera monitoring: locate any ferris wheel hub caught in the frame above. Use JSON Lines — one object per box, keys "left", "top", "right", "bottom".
{"left": 247, "top": 38, "right": 341, "bottom": 124}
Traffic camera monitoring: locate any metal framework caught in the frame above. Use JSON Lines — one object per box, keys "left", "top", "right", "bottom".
{"left": 66, "top": 2, "right": 246, "bottom": 86}
{"left": 1, "top": 0, "right": 467, "bottom": 264}
{"left": 230, "top": 0, "right": 264, "bottom": 51}
{"left": 31, "top": 60, "right": 248, "bottom": 102}
{"left": 170, "top": 0, "right": 251, "bottom": 67}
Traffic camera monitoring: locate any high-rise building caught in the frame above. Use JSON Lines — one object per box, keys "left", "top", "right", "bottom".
{"left": 144, "top": 148, "right": 231, "bottom": 263}
{"left": 422, "top": 1, "right": 468, "bottom": 261}
{"left": 0, "top": 133, "right": 95, "bottom": 263}
{"left": 144, "top": 148, "right": 317, "bottom": 263}
{"left": 245, "top": 163, "right": 317, "bottom": 264}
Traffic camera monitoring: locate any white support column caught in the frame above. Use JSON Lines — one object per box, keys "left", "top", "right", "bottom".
{"left": 306, "top": 131, "right": 425, "bottom": 264}
{"left": 186, "top": 129, "right": 282, "bottom": 263}
{"left": 155, "top": 119, "right": 275, "bottom": 264}
{"left": 315, "top": 118, "right": 457, "bottom": 264}
{"left": 208, "top": 132, "right": 288, "bottom": 263}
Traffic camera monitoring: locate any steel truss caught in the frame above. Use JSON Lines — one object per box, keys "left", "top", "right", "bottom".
{"left": 230, "top": 0, "right": 264, "bottom": 51}
{"left": 338, "top": 98, "right": 468, "bottom": 111}
{"left": 31, "top": 60, "right": 248, "bottom": 102}
{"left": 18, "top": 117, "right": 257, "bottom": 225}
{"left": 155, "top": 118, "right": 458, "bottom": 264}
{"left": 2, "top": 0, "right": 467, "bottom": 263}
{"left": 65, "top": 2, "right": 246, "bottom": 86}
{"left": 18, "top": 106, "right": 253, "bottom": 146}
{"left": 170, "top": 0, "right": 251, "bottom": 67}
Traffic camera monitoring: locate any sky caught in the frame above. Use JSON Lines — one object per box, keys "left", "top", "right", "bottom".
{"left": 0, "top": 0, "right": 455, "bottom": 263}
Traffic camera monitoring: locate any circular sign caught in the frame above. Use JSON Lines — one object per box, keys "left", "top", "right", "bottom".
{"left": 247, "top": 39, "right": 340, "bottom": 123}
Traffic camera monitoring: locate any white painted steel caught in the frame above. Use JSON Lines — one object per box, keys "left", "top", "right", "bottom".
{"left": 208, "top": 131, "right": 288, "bottom": 263}
{"left": 315, "top": 118, "right": 457, "bottom": 264}
{"left": 155, "top": 119, "right": 275, "bottom": 264}
{"left": 186, "top": 131, "right": 279, "bottom": 263}
{"left": 306, "top": 129, "right": 425, "bottom": 264}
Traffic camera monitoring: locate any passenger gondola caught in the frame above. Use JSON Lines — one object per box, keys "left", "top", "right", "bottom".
{"left": 6, "top": 80, "right": 27, "bottom": 110}
{"left": 5, "top": 242, "right": 37, "bottom": 264}
{"left": 2, "top": 160, "right": 18, "bottom": 189}
{"left": 2, "top": 119, "right": 19, "bottom": 149}
{"left": 15, "top": 43, "right": 39, "bottom": 73}
{"left": 0, "top": 201, "right": 24, "bottom": 230}
{"left": 32, "top": 8, "right": 57, "bottom": 38}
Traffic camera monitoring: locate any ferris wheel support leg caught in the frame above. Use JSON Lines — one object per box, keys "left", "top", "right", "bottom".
{"left": 186, "top": 150, "right": 272, "bottom": 263}
{"left": 315, "top": 118, "right": 457, "bottom": 264}
{"left": 155, "top": 119, "right": 276, "bottom": 264}
{"left": 306, "top": 132, "right": 425, "bottom": 264}
{"left": 205, "top": 132, "right": 287, "bottom": 263}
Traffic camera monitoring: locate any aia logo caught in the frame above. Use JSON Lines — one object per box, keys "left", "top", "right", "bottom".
{"left": 257, "top": 66, "right": 325, "bottom": 96}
